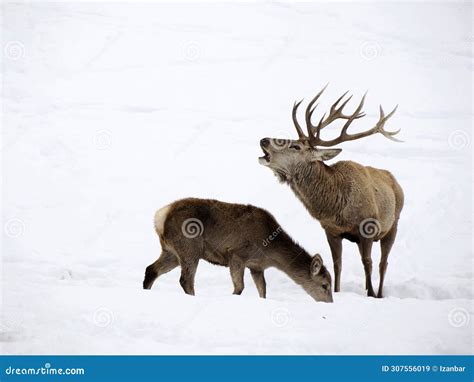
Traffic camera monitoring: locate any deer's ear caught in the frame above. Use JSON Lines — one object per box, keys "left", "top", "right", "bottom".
{"left": 312, "top": 148, "right": 342, "bottom": 162}
{"left": 311, "top": 254, "right": 324, "bottom": 277}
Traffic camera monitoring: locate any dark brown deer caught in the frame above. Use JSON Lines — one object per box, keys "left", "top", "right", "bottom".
{"left": 259, "top": 85, "right": 404, "bottom": 298}
{"left": 143, "top": 198, "right": 333, "bottom": 302}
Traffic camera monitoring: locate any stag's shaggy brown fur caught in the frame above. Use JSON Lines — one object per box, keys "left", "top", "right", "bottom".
{"left": 143, "top": 198, "right": 333, "bottom": 302}
{"left": 259, "top": 86, "right": 404, "bottom": 298}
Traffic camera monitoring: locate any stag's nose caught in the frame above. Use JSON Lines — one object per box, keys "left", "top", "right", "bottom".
{"left": 260, "top": 138, "right": 270, "bottom": 147}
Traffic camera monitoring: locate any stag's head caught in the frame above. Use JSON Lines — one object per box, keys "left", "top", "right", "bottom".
{"left": 259, "top": 85, "right": 400, "bottom": 181}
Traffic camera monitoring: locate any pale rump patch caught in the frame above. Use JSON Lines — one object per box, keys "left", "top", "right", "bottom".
{"left": 154, "top": 204, "right": 171, "bottom": 235}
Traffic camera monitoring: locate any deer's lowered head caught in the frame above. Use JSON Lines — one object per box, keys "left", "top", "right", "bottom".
{"left": 298, "top": 253, "right": 333, "bottom": 303}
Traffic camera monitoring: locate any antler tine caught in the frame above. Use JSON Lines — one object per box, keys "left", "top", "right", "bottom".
{"left": 332, "top": 91, "right": 349, "bottom": 111}
{"left": 291, "top": 86, "right": 400, "bottom": 147}
{"left": 312, "top": 91, "right": 366, "bottom": 134}
{"left": 318, "top": 113, "right": 326, "bottom": 129}
{"left": 306, "top": 103, "right": 319, "bottom": 136}
{"left": 305, "top": 85, "right": 328, "bottom": 126}
{"left": 376, "top": 105, "right": 403, "bottom": 142}
{"left": 302, "top": 84, "right": 329, "bottom": 145}
{"left": 337, "top": 93, "right": 353, "bottom": 112}
{"left": 380, "top": 104, "right": 398, "bottom": 121}
{"left": 314, "top": 100, "right": 402, "bottom": 147}
{"left": 308, "top": 83, "right": 329, "bottom": 109}
{"left": 340, "top": 92, "right": 366, "bottom": 136}
{"left": 292, "top": 99, "right": 306, "bottom": 139}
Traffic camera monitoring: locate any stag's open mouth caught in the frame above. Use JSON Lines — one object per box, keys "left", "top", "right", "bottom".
{"left": 259, "top": 146, "right": 271, "bottom": 164}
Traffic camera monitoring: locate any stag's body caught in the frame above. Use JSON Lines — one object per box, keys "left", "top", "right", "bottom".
{"left": 143, "top": 198, "right": 333, "bottom": 302}
{"left": 259, "top": 86, "right": 404, "bottom": 298}
{"left": 275, "top": 155, "right": 404, "bottom": 297}
{"left": 289, "top": 160, "right": 403, "bottom": 238}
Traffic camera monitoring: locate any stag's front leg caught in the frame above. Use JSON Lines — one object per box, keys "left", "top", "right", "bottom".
{"left": 229, "top": 256, "right": 245, "bottom": 295}
{"left": 357, "top": 238, "right": 376, "bottom": 297}
{"left": 326, "top": 232, "right": 342, "bottom": 292}
{"left": 377, "top": 223, "right": 398, "bottom": 298}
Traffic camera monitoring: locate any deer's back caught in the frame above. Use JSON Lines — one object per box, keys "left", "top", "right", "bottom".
{"left": 157, "top": 198, "right": 280, "bottom": 263}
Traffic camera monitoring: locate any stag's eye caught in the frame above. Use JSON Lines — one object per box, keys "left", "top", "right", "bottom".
{"left": 322, "top": 283, "right": 329, "bottom": 291}
{"left": 290, "top": 145, "right": 301, "bottom": 150}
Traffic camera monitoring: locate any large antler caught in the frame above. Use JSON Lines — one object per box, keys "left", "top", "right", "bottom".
{"left": 291, "top": 86, "right": 401, "bottom": 147}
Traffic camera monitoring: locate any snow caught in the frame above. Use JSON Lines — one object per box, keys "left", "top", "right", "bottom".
{"left": 1, "top": 1, "right": 472, "bottom": 355}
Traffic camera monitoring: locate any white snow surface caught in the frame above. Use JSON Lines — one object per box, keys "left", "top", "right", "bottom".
{"left": 1, "top": 1, "right": 472, "bottom": 355}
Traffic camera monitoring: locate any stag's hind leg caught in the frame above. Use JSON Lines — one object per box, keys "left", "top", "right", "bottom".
{"left": 143, "top": 250, "right": 179, "bottom": 289}
{"left": 357, "top": 238, "right": 376, "bottom": 298}
{"left": 250, "top": 269, "right": 266, "bottom": 298}
{"left": 326, "top": 232, "right": 343, "bottom": 292}
{"left": 377, "top": 223, "right": 398, "bottom": 298}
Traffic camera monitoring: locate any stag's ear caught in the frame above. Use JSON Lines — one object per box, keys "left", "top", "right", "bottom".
{"left": 312, "top": 148, "right": 342, "bottom": 162}
{"left": 311, "top": 254, "right": 324, "bottom": 277}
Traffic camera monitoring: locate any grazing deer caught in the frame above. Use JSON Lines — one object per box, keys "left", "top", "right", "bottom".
{"left": 143, "top": 198, "right": 333, "bottom": 302}
{"left": 259, "top": 85, "right": 404, "bottom": 298}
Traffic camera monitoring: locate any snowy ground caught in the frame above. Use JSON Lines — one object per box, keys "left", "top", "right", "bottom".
{"left": 1, "top": 1, "right": 472, "bottom": 355}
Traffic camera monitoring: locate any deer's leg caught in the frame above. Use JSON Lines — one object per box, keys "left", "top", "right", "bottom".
{"left": 229, "top": 255, "right": 245, "bottom": 295}
{"left": 179, "top": 257, "right": 199, "bottom": 296}
{"left": 250, "top": 269, "right": 266, "bottom": 298}
{"left": 357, "top": 238, "right": 376, "bottom": 297}
{"left": 143, "top": 250, "right": 179, "bottom": 289}
{"left": 377, "top": 223, "right": 398, "bottom": 298}
{"left": 326, "top": 232, "right": 343, "bottom": 292}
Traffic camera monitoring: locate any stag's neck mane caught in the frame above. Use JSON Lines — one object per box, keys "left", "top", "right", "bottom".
{"left": 286, "top": 160, "right": 347, "bottom": 222}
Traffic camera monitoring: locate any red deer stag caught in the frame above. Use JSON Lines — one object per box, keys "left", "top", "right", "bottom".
{"left": 259, "top": 85, "right": 404, "bottom": 298}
